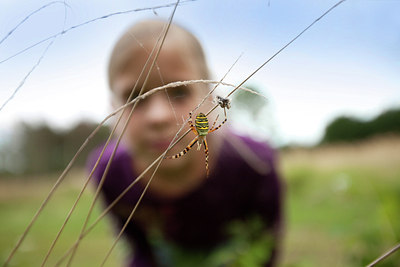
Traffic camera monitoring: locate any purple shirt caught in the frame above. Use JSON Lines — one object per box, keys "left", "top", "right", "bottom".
{"left": 88, "top": 132, "right": 283, "bottom": 266}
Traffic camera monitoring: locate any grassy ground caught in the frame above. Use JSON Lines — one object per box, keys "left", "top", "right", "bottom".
{"left": 280, "top": 135, "right": 400, "bottom": 266}
{"left": 1, "top": 135, "right": 399, "bottom": 266}
{"left": 0, "top": 170, "right": 124, "bottom": 267}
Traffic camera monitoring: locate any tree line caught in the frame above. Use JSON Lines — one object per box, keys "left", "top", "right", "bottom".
{"left": 1, "top": 107, "right": 399, "bottom": 176}
{"left": 0, "top": 121, "right": 109, "bottom": 176}
{"left": 321, "top": 107, "right": 400, "bottom": 144}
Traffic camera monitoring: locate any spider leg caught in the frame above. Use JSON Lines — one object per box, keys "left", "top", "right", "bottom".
{"left": 203, "top": 138, "right": 209, "bottom": 177}
{"left": 208, "top": 109, "right": 227, "bottom": 133}
{"left": 209, "top": 114, "right": 220, "bottom": 131}
{"left": 165, "top": 136, "right": 198, "bottom": 159}
{"left": 188, "top": 111, "right": 197, "bottom": 134}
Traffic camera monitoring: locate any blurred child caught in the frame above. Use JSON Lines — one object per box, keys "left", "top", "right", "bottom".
{"left": 89, "top": 19, "right": 283, "bottom": 266}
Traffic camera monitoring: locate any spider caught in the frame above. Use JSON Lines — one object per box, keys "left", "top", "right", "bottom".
{"left": 165, "top": 111, "right": 227, "bottom": 177}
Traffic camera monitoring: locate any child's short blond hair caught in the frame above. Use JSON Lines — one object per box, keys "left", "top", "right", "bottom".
{"left": 108, "top": 19, "right": 209, "bottom": 90}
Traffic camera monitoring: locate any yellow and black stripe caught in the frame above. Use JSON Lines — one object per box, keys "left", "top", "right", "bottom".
{"left": 195, "top": 112, "right": 209, "bottom": 136}
{"left": 203, "top": 139, "right": 209, "bottom": 177}
{"left": 166, "top": 136, "right": 198, "bottom": 159}
{"left": 208, "top": 108, "right": 227, "bottom": 133}
{"left": 209, "top": 117, "right": 227, "bottom": 133}
{"left": 165, "top": 111, "right": 227, "bottom": 178}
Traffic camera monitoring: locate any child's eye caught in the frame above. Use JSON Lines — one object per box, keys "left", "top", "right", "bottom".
{"left": 124, "top": 90, "right": 140, "bottom": 102}
{"left": 167, "top": 86, "right": 191, "bottom": 101}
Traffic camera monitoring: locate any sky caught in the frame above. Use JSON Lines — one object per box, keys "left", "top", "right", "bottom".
{"left": 0, "top": 0, "right": 399, "bottom": 146}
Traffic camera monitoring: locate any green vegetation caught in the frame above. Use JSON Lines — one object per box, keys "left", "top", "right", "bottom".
{"left": 281, "top": 136, "right": 400, "bottom": 266}
{"left": 321, "top": 108, "right": 400, "bottom": 144}
{"left": 0, "top": 172, "right": 124, "bottom": 267}
{"left": 1, "top": 136, "right": 400, "bottom": 266}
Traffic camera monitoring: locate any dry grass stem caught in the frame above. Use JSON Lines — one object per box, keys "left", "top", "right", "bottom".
{"left": 367, "top": 243, "right": 400, "bottom": 267}
{"left": 0, "top": 1, "right": 70, "bottom": 45}
{"left": 64, "top": 2, "right": 180, "bottom": 266}
{"left": 59, "top": 0, "right": 347, "bottom": 261}
{"left": 0, "top": 1, "right": 193, "bottom": 65}
{"left": 3, "top": 1, "right": 351, "bottom": 266}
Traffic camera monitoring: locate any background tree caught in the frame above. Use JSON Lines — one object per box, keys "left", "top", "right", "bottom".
{"left": 321, "top": 107, "right": 400, "bottom": 144}
{"left": 0, "top": 121, "right": 109, "bottom": 176}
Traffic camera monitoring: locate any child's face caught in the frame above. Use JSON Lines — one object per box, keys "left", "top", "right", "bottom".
{"left": 111, "top": 41, "right": 212, "bottom": 172}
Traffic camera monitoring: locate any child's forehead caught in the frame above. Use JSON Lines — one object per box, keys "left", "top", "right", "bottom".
{"left": 128, "top": 33, "right": 197, "bottom": 61}
{"left": 119, "top": 39, "right": 200, "bottom": 77}
{"left": 113, "top": 46, "right": 200, "bottom": 93}
{"left": 109, "top": 20, "right": 208, "bottom": 91}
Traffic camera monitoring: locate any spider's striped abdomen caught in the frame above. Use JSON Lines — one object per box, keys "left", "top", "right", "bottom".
{"left": 195, "top": 112, "right": 209, "bottom": 136}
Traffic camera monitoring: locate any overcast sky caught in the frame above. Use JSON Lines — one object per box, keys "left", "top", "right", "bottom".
{"left": 0, "top": 0, "right": 399, "bottom": 146}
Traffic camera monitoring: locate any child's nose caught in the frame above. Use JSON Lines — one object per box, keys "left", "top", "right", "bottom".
{"left": 146, "top": 93, "right": 174, "bottom": 126}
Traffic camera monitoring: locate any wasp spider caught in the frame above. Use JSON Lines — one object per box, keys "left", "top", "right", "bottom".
{"left": 165, "top": 111, "right": 227, "bottom": 177}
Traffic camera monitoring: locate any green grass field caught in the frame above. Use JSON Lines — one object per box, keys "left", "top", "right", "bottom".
{"left": 0, "top": 171, "right": 125, "bottom": 266}
{"left": 280, "top": 135, "right": 400, "bottom": 266}
{"left": 1, "top": 136, "right": 399, "bottom": 266}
